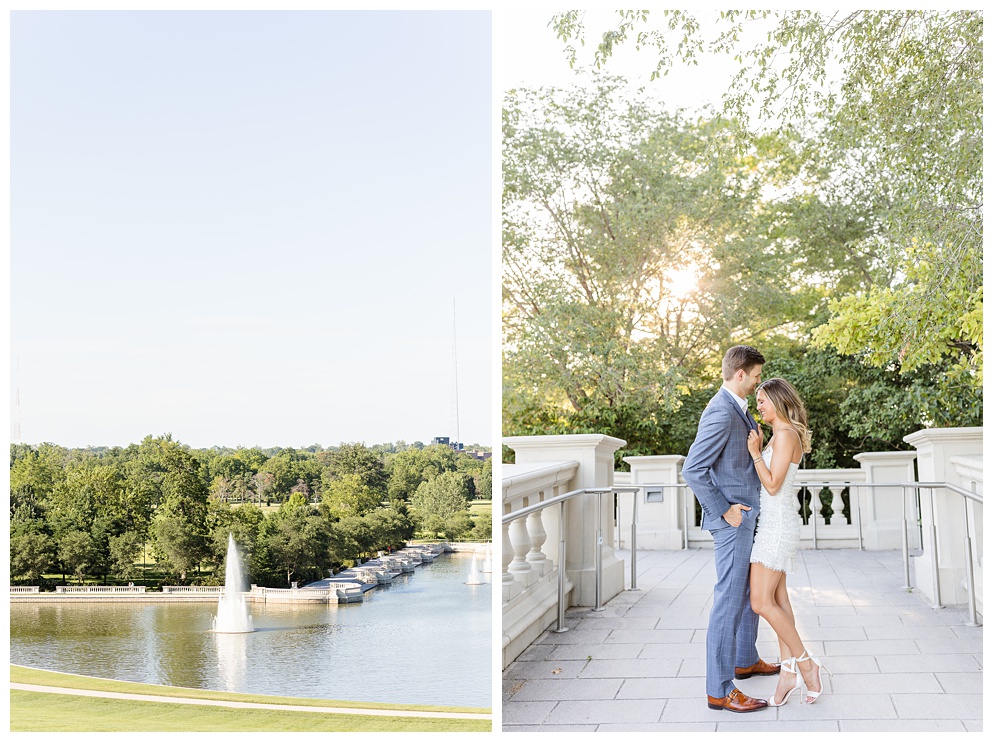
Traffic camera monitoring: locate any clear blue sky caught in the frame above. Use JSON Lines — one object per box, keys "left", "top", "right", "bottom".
{"left": 9, "top": 10, "right": 492, "bottom": 450}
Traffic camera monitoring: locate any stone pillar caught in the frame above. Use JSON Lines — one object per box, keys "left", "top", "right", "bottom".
{"left": 854, "top": 451, "right": 919, "bottom": 550}
{"left": 504, "top": 434, "right": 627, "bottom": 606}
{"left": 619, "top": 455, "right": 686, "bottom": 550}
{"left": 904, "top": 427, "right": 983, "bottom": 605}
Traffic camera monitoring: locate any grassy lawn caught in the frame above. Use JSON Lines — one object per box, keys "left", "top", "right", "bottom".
{"left": 469, "top": 499, "right": 492, "bottom": 516}
{"left": 11, "top": 666, "right": 491, "bottom": 733}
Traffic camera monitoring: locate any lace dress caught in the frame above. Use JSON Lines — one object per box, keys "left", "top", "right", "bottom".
{"left": 750, "top": 446, "right": 802, "bottom": 573}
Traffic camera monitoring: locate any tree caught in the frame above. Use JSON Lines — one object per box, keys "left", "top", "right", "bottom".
{"left": 108, "top": 531, "right": 143, "bottom": 581}
{"left": 258, "top": 453, "right": 299, "bottom": 501}
{"left": 503, "top": 76, "right": 880, "bottom": 456}
{"left": 321, "top": 473, "right": 383, "bottom": 520}
{"left": 320, "top": 443, "right": 389, "bottom": 495}
{"left": 269, "top": 507, "right": 332, "bottom": 585}
{"left": 153, "top": 513, "right": 207, "bottom": 582}
{"left": 411, "top": 471, "right": 472, "bottom": 524}
{"left": 552, "top": 9, "right": 982, "bottom": 387}
{"left": 9, "top": 443, "right": 66, "bottom": 517}
{"left": 476, "top": 458, "right": 492, "bottom": 500}
{"left": 441, "top": 511, "right": 475, "bottom": 541}
{"left": 150, "top": 443, "right": 210, "bottom": 581}
{"left": 10, "top": 524, "right": 55, "bottom": 584}
{"left": 58, "top": 530, "right": 98, "bottom": 584}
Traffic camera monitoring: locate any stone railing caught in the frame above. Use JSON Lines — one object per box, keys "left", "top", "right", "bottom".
{"left": 55, "top": 585, "right": 147, "bottom": 594}
{"left": 502, "top": 435, "right": 627, "bottom": 669}
{"left": 161, "top": 586, "right": 224, "bottom": 594}
{"left": 615, "top": 451, "right": 920, "bottom": 551}
{"left": 906, "top": 428, "right": 983, "bottom": 613}
{"left": 251, "top": 585, "right": 363, "bottom": 603}
{"left": 503, "top": 428, "right": 983, "bottom": 667}
{"left": 10, "top": 586, "right": 40, "bottom": 593}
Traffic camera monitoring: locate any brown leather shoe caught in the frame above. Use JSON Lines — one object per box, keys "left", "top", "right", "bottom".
{"left": 734, "top": 658, "right": 781, "bottom": 679}
{"left": 707, "top": 688, "right": 769, "bottom": 712}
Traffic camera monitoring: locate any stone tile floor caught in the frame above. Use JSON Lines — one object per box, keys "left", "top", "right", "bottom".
{"left": 502, "top": 549, "right": 983, "bottom": 732}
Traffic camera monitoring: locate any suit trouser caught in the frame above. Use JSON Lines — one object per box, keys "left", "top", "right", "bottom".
{"left": 706, "top": 510, "right": 761, "bottom": 698}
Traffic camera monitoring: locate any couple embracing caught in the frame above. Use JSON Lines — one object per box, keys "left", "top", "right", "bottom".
{"left": 683, "top": 345, "right": 830, "bottom": 712}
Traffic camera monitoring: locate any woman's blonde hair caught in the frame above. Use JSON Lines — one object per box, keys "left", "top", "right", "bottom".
{"left": 757, "top": 378, "right": 812, "bottom": 453}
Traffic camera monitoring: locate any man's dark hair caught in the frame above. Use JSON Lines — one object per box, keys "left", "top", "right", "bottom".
{"left": 721, "top": 345, "right": 765, "bottom": 380}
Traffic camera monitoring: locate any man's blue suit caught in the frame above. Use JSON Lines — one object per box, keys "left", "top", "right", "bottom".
{"left": 683, "top": 387, "right": 763, "bottom": 698}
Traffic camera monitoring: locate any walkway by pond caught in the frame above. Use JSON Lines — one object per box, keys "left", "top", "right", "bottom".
{"left": 11, "top": 681, "right": 491, "bottom": 720}
{"left": 502, "top": 549, "right": 982, "bottom": 732}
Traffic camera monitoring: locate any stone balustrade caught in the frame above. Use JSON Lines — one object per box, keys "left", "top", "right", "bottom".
{"left": 250, "top": 584, "right": 363, "bottom": 604}
{"left": 616, "top": 451, "right": 920, "bottom": 551}
{"left": 10, "top": 586, "right": 40, "bottom": 593}
{"left": 161, "top": 586, "right": 224, "bottom": 594}
{"left": 503, "top": 427, "right": 984, "bottom": 668}
{"left": 55, "top": 585, "right": 147, "bottom": 594}
{"left": 501, "top": 434, "right": 627, "bottom": 669}
{"left": 905, "top": 428, "right": 983, "bottom": 610}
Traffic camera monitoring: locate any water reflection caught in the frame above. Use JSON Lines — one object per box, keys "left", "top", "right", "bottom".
{"left": 10, "top": 552, "right": 490, "bottom": 707}
{"left": 215, "top": 633, "right": 249, "bottom": 692}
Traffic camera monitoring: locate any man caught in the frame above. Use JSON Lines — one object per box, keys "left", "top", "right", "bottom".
{"left": 683, "top": 345, "right": 779, "bottom": 713}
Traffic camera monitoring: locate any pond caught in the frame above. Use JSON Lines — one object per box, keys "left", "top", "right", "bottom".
{"left": 10, "top": 551, "right": 491, "bottom": 709}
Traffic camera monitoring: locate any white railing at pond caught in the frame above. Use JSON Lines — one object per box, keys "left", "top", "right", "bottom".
{"left": 161, "top": 586, "right": 224, "bottom": 594}
{"left": 251, "top": 585, "right": 363, "bottom": 602}
{"left": 55, "top": 585, "right": 147, "bottom": 594}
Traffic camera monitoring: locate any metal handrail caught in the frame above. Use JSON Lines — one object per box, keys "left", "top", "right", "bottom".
{"left": 503, "top": 478, "right": 981, "bottom": 629}
{"left": 503, "top": 486, "right": 611, "bottom": 632}
{"left": 609, "top": 479, "right": 981, "bottom": 625}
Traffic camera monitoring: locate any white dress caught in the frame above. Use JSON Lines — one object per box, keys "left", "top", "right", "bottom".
{"left": 750, "top": 445, "right": 802, "bottom": 573}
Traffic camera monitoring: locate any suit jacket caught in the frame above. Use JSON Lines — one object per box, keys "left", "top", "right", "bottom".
{"left": 683, "top": 388, "right": 762, "bottom": 530}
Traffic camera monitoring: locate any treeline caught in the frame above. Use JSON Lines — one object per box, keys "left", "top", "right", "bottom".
{"left": 9, "top": 436, "right": 493, "bottom": 589}
{"left": 503, "top": 72, "right": 982, "bottom": 468}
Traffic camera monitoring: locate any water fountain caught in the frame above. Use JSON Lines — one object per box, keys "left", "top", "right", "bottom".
{"left": 465, "top": 551, "right": 483, "bottom": 585}
{"left": 211, "top": 533, "right": 254, "bottom": 633}
{"left": 481, "top": 542, "right": 492, "bottom": 574}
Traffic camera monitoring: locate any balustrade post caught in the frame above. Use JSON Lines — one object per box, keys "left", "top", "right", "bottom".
{"left": 854, "top": 451, "right": 919, "bottom": 550}
{"left": 501, "top": 517, "right": 521, "bottom": 602}
{"left": 504, "top": 434, "right": 627, "bottom": 607}
{"left": 619, "top": 455, "right": 686, "bottom": 550}
{"left": 525, "top": 510, "right": 549, "bottom": 575}
{"left": 827, "top": 486, "right": 845, "bottom": 526}
{"left": 508, "top": 516, "right": 535, "bottom": 587}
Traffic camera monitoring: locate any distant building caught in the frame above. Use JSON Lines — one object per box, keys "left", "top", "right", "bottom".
{"left": 431, "top": 436, "right": 464, "bottom": 451}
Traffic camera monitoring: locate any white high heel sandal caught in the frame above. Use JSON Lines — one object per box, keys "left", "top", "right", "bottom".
{"left": 767, "top": 656, "right": 802, "bottom": 707}
{"left": 797, "top": 652, "right": 831, "bottom": 704}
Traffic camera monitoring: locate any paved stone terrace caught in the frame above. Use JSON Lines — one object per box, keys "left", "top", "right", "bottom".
{"left": 502, "top": 549, "right": 983, "bottom": 732}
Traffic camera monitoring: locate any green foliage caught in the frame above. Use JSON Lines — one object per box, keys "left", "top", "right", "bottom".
{"left": 505, "top": 14, "right": 981, "bottom": 459}
{"left": 411, "top": 471, "right": 472, "bottom": 522}
{"left": 321, "top": 473, "right": 383, "bottom": 520}
{"left": 10, "top": 527, "right": 55, "bottom": 583}
{"left": 58, "top": 530, "right": 98, "bottom": 584}
{"left": 262, "top": 505, "right": 332, "bottom": 586}
{"left": 321, "top": 443, "right": 389, "bottom": 495}
{"left": 9, "top": 436, "right": 489, "bottom": 589}
{"left": 503, "top": 77, "right": 883, "bottom": 459}
{"left": 551, "top": 9, "right": 983, "bottom": 385}
{"left": 107, "top": 531, "right": 143, "bottom": 580}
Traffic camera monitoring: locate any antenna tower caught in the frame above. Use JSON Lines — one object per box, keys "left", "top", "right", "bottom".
{"left": 13, "top": 356, "right": 22, "bottom": 442}
{"left": 451, "top": 298, "right": 461, "bottom": 447}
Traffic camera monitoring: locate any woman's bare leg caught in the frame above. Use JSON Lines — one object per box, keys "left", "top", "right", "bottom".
{"left": 750, "top": 563, "right": 810, "bottom": 703}
{"left": 773, "top": 574, "right": 820, "bottom": 697}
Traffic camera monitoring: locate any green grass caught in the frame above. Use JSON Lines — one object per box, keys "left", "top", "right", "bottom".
{"left": 10, "top": 666, "right": 491, "bottom": 733}
{"left": 469, "top": 500, "right": 492, "bottom": 516}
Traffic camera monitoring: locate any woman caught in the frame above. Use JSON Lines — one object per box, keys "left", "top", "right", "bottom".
{"left": 746, "top": 378, "right": 829, "bottom": 706}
